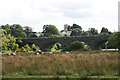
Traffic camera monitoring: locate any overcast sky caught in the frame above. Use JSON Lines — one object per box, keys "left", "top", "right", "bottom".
{"left": 0, "top": 0, "right": 119, "bottom": 32}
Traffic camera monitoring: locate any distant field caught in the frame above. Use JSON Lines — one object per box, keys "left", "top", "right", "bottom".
{"left": 2, "top": 51, "right": 118, "bottom": 78}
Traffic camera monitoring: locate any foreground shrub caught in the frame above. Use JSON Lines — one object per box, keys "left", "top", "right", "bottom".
{"left": 31, "top": 44, "right": 39, "bottom": 51}
{"left": 21, "top": 47, "right": 26, "bottom": 51}
{"left": 51, "top": 43, "right": 61, "bottom": 52}
{"left": 70, "top": 41, "right": 84, "bottom": 50}
{"left": 24, "top": 44, "right": 31, "bottom": 52}
{"left": 63, "top": 41, "right": 88, "bottom": 51}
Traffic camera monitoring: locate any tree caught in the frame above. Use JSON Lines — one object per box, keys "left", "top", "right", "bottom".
{"left": 23, "top": 26, "right": 32, "bottom": 38}
{"left": 2, "top": 29, "right": 9, "bottom": 50}
{"left": 1, "top": 24, "right": 27, "bottom": 38}
{"left": 70, "top": 24, "right": 83, "bottom": 36}
{"left": 81, "top": 31, "right": 89, "bottom": 36}
{"left": 43, "top": 24, "right": 59, "bottom": 37}
{"left": 88, "top": 28, "right": 98, "bottom": 35}
{"left": 100, "top": 27, "right": 112, "bottom": 35}
{"left": 28, "top": 33, "right": 37, "bottom": 38}
{"left": 108, "top": 32, "right": 120, "bottom": 50}
{"left": 1, "top": 24, "right": 11, "bottom": 34}
{"left": 70, "top": 28, "right": 82, "bottom": 36}
{"left": 10, "top": 24, "right": 27, "bottom": 38}
{"left": 1, "top": 29, "right": 19, "bottom": 51}
{"left": 71, "top": 24, "right": 82, "bottom": 30}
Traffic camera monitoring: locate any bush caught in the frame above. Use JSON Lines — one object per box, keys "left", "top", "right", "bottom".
{"left": 62, "top": 41, "right": 87, "bottom": 51}
{"left": 11, "top": 43, "right": 19, "bottom": 52}
{"left": 51, "top": 43, "right": 62, "bottom": 52}
{"left": 70, "top": 41, "right": 84, "bottom": 50}
{"left": 32, "top": 44, "right": 40, "bottom": 51}
{"left": 21, "top": 47, "right": 26, "bottom": 51}
{"left": 24, "top": 44, "right": 31, "bottom": 52}
{"left": 83, "top": 45, "right": 90, "bottom": 51}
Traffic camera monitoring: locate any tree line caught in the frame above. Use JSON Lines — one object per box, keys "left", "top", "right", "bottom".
{"left": 0, "top": 24, "right": 112, "bottom": 38}
{"left": 42, "top": 24, "right": 112, "bottom": 37}
{"left": 0, "top": 24, "right": 120, "bottom": 51}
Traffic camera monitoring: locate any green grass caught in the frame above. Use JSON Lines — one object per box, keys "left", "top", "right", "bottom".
{"left": 2, "top": 74, "right": 120, "bottom": 79}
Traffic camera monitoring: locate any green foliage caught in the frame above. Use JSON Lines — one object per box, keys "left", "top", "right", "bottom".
{"left": 81, "top": 31, "right": 89, "bottom": 36}
{"left": 49, "top": 34, "right": 60, "bottom": 37}
{"left": 70, "top": 28, "right": 82, "bottom": 36}
{"left": 23, "top": 26, "right": 32, "bottom": 38}
{"left": 63, "top": 41, "right": 85, "bottom": 51}
{"left": 10, "top": 24, "right": 27, "bottom": 38}
{"left": 1, "top": 24, "right": 11, "bottom": 34}
{"left": 24, "top": 44, "right": 31, "bottom": 52}
{"left": 69, "top": 24, "right": 83, "bottom": 36}
{"left": 1, "top": 29, "right": 19, "bottom": 52}
{"left": 43, "top": 24, "right": 60, "bottom": 37}
{"left": 39, "top": 34, "right": 44, "bottom": 37}
{"left": 16, "top": 37, "right": 23, "bottom": 48}
{"left": 21, "top": 47, "right": 26, "bottom": 51}
{"left": 71, "top": 24, "right": 82, "bottom": 30}
{"left": 32, "top": 44, "right": 39, "bottom": 51}
{"left": 100, "top": 27, "right": 112, "bottom": 35}
{"left": 83, "top": 45, "right": 90, "bottom": 51}
{"left": 70, "top": 41, "right": 84, "bottom": 50}
{"left": 51, "top": 43, "right": 62, "bottom": 52}
{"left": 11, "top": 43, "right": 19, "bottom": 52}
{"left": 28, "top": 33, "right": 37, "bottom": 38}
{"left": 88, "top": 28, "right": 98, "bottom": 35}
{"left": 62, "top": 46, "right": 71, "bottom": 51}
{"left": 108, "top": 32, "right": 120, "bottom": 50}
{"left": 1, "top": 24, "right": 27, "bottom": 38}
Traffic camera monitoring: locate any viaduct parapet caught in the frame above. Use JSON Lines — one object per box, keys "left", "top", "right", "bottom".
{"left": 22, "top": 35, "right": 109, "bottom": 50}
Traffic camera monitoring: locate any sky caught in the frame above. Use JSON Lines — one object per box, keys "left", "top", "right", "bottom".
{"left": 0, "top": 0, "right": 119, "bottom": 32}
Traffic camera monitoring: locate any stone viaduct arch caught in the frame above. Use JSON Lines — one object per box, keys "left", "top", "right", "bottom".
{"left": 22, "top": 35, "right": 109, "bottom": 50}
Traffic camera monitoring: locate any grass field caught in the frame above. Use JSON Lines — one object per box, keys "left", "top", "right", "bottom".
{"left": 2, "top": 51, "right": 119, "bottom": 79}
{"left": 2, "top": 74, "right": 119, "bottom": 79}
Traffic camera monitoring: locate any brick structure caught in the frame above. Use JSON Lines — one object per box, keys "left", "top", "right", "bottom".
{"left": 22, "top": 35, "right": 109, "bottom": 50}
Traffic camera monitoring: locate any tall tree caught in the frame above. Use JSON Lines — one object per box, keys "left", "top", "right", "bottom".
{"left": 108, "top": 32, "right": 120, "bottom": 50}
{"left": 23, "top": 26, "right": 32, "bottom": 38}
{"left": 1, "top": 29, "right": 19, "bottom": 51}
{"left": 88, "top": 28, "right": 98, "bottom": 35}
{"left": 70, "top": 28, "right": 82, "bottom": 36}
{"left": 10, "top": 24, "right": 27, "bottom": 38}
{"left": 1, "top": 24, "right": 11, "bottom": 34}
{"left": 100, "top": 27, "right": 112, "bottom": 35}
{"left": 71, "top": 24, "right": 82, "bottom": 30}
{"left": 43, "top": 24, "right": 59, "bottom": 37}
{"left": 70, "top": 24, "right": 82, "bottom": 36}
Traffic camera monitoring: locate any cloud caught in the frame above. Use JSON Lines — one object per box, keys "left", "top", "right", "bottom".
{"left": 0, "top": 0, "right": 119, "bottom": 32}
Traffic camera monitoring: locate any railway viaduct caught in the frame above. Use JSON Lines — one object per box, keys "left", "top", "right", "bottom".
{"left": 22, "top": 35, "right": 109, "bottom": 50}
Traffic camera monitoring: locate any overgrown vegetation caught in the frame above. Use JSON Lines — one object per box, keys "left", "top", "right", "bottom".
{"left": 108, "top": 32, "right": 120, "bottom": 50}
{"left": 2, "top": 52, "right": 118, "bottom": 77}
{"left": 1, "top": 29, "right": 39, "bottom": 52}
{"left": 51, "top": 42, "right": 62, "bottom": 52}
{"left": 63, "top": 41, "right": 89, "bottom": 51}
